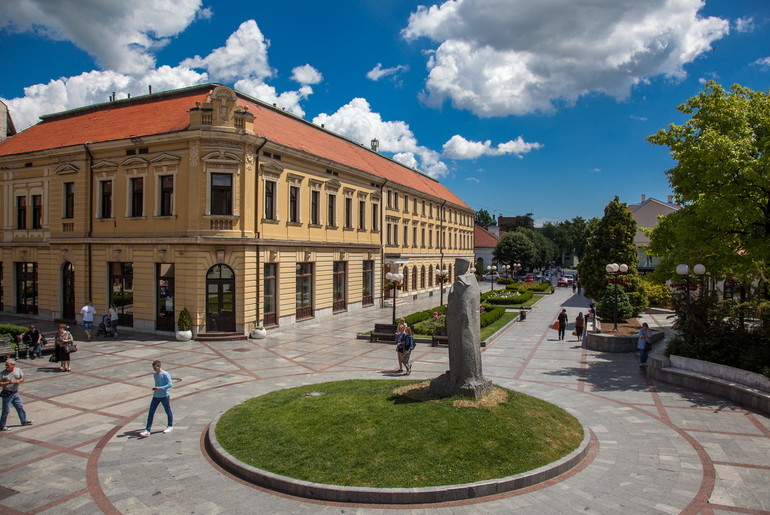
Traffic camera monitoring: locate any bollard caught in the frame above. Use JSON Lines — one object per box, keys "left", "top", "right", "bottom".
{"left": 520, "top": 310, "right": 527, "bottom": 321}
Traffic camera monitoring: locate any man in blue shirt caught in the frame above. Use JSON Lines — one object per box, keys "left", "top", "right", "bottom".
{"left": 18, "top": 325, "right": 44, "bottom": 359}
{"left": 139, "top": 360, "right": 173, "bottom": 437}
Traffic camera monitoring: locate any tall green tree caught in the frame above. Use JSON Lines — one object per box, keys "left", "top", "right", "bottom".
{"left": 646, "top": 81, "right": 770, "bottom": 284}
{"left": 474, "top": 209, "right": 494, "bottom": 228}
{"left": 494, "top": 230, "right": 536, "bottom": 269}
{"left": 499, "top": 213, "right": 534, "bottom": 232}
{"left": 578, "top": 197, "right": 647, "bottom": 314}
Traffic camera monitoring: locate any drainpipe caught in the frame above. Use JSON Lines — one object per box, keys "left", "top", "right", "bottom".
{"left": 439, "top": 200, "right": 447, "bottom": 279}
{"left": 379, "top": 179, "right": 388, "bottom": 308}
{"left": 83, "top": 143, "right": 94, "bottom": 301}
{"left": 252, "top": 138, "right": 268, "bottom": 327}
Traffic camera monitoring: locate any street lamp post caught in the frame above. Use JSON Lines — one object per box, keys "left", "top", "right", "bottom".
{"left": 676, "top": 263, "right": 706, "bottom": 344}
{"left": 385, "top": 271, "right": 404, "bottom": 323}
{"left": 435, "top": 268, "right": 449, "bottom": 306}
{"left": 487, "top": 265, "right": 497, "bottom": 291}
{"left": 501, "top": 264, "right": 510, "bottom": 279}
{"left": 605, "top": 263, "right": 628, "bottom": 332}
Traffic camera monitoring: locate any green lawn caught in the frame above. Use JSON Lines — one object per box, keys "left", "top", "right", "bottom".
{"left": 215, "top": 380, "right": 583, "bottom": 488}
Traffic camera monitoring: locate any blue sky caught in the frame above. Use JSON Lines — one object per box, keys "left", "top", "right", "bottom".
{"left": 2, "top": 0, "right": 769, "bottom": 224}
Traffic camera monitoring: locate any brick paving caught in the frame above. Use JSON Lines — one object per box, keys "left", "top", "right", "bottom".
{"left": 0, "top": 286, "right": 768, "bottom": 514}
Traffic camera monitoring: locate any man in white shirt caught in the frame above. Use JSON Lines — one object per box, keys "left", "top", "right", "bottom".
{"left": 80, "top": 301, "right": 97, "bottom": 341}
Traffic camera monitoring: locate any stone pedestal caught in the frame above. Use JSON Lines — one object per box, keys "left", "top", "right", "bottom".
{"left": 429, "top": 257, "right": 492, "bottom": 400}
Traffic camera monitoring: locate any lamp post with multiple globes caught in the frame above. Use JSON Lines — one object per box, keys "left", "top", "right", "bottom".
{"left": 435, "top": 268, "right": 449, "bottom": 306}
{"left": 487, "top": 265, "right": 497, "bottom": 291}
{"left": 605, "top": 263, "right": 628, "bottom": 332}
{"left": 676, "top": 263, "right": 706, "bottom": 345}
{"left": 385, "top": 270, "right": 404, "bottom": 323}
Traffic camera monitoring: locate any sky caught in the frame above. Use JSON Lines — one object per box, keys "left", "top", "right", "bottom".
{"left": 2, "top": 0, "right": 769, "bottom": 225}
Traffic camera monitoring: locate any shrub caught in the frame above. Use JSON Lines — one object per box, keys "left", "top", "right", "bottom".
{"left": 0, "top": 324, "right": 28, "bottom": 340}
{"left": 597, "top": 285, "right": 633, "bottom": 321}
{"left": 177, "top": 308, "right": 193, "bottom": 331}
{"left": 642, "top": 280, "right": 672, "bottom": 307}
{"left": 483, "top": 290, "right": 534, "bottom": 306}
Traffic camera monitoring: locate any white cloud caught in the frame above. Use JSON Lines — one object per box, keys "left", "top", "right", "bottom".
{"left": 629, "top": 115, "right": 648, "bottom": 121}
{"left": 752, "top": 57, "right": 770, "bottom": 69}
{"left": 366, "top": 63, "right": 409, "bottom": 81}
{"left": 0, "top": 0, "right": 206, "bottom": 74}
{"left": 181, "top": 20, "right": 273, "bottom": 82}
{"left": 313, "top": 98, "right": 449, "bottom": 178}
{"left": 2, "top": 18, "right": 315, "bottom": 130}
{"left": 442, "top": 135, "right": 542, "bottom": 159}
{"left": 735, "top": 16, "right": 755, "bottom": 33}
{"left": 466, "top": 177, "right": 481, "bottom": 183}
{"left": 403, "top": 0, "right": 729, "bottom": 116}
{"left": 236, "top": 81, "right": 311, "bottom": 117}
{"left": 3, "top": 66, "right": 208, "bottom": 130}
{"left": 291, "top": 64, "right": 323, "bottom": 85}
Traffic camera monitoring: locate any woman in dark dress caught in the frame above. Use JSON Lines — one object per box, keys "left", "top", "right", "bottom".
{"left": 54, "top": 324, "right": 74, "bottom": 372}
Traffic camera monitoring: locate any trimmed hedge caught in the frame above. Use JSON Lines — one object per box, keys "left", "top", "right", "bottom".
{"left": 0, "top": 324, "right": 28, "bottom": 341}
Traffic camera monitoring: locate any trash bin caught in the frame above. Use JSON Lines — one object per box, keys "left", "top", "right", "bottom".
{"left": 520, "top": 310, "right": 527, "bottom": 321}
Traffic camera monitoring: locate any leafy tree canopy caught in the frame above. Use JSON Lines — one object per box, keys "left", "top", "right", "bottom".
{"left": 647, "top": 81, "right": 770, "bottom": 283}
{"left": 494, "top": 230, "right": 536, "bottom": 269}
{"left": 474, "top": 209, "right": 494, "bottom": 228}
{"left": 578, "top": 197, "right": 642, "bottom": 310}
{"left": 499, "top": 213, "right": 534, "bottom": 232}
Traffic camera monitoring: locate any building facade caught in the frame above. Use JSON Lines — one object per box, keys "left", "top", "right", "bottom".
{"left": 628, "top": 194, "right": 680, "bottom": 273}
{"left": 0, "top": 84, "right": 474, "bottom": 335}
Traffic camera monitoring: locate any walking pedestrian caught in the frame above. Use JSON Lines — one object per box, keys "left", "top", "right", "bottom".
{"left": 574, "top": 312, "right": 585, "bottom": 341}
{"left": 395, "top": 319, "right": 408, "bottom": 372}
{"left": 139, "top": 361, "right": 173, "bottom": 437}
{"left": 557, "top": 309, "right": 568, "bottom": 341}
{"left": 638, "top": 323, "right": 653, "bottom": 367}
{"left": 80, "top": 300, "right": 97, "bottom": 341}
{"left": 0, "top": 359, "right": 33, "bottom": 431}
{"left": 576, "top": 281, "right": 582, "bottom": 295}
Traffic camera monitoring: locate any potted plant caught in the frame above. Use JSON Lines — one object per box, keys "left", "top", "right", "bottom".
{"left": 250, "top": 323, "right": 267, "bottom": 339}
{"left": 176, "top": 308, "right": 194, "bottom": 341}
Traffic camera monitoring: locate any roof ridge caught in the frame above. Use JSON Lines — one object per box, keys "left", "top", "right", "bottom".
{"left": 40, "top": 83, "right": 220, "bottom": 123}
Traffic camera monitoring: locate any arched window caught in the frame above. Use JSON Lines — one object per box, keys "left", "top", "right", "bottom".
{"left": 420, "top": 266, "right": 426, "bottom": 289}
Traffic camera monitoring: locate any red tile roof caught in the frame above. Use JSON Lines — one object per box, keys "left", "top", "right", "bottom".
{"left": 474, "top": 225, "right": 498, "bottom": 247}
{"left": 0, "top": 84, "right": 469, "bottom": 209}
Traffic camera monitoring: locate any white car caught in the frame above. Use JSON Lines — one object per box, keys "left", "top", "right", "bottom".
{"left": 482, "top": 273, "right": 500, "bottom": 280}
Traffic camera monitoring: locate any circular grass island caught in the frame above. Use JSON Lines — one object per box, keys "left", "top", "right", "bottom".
{"left": 207, "top": 380, "right": 588, "bottom": 504}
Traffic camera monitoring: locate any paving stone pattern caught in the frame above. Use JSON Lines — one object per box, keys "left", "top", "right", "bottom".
{"left": 0, "top": 286, "right": 768, "bottom": 514}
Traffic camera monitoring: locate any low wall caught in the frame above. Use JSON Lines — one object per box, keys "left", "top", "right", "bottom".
{"left": 650, "top": 354, "right": 770, "bottom": 415}
{"left": 584, "top": 330, "right": 664, "bottom": 353}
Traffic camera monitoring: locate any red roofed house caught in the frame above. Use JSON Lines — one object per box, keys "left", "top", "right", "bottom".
{"left": 0, "top": 84, "right": 474, "bottom": 336}
{"left": 474, "top": 225, "right": 499, "bottom": 272}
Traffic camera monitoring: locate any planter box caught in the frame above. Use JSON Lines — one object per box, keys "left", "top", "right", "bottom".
{"left": 584, "top": 330, "right": 664, "bottom": 353}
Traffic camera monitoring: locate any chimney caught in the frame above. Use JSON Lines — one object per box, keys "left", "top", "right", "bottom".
{"left": 668, "top": 195, "right": 673, "bottom": 204}
{"left": 641, "top": 194, "right": 646, "bottom": 203}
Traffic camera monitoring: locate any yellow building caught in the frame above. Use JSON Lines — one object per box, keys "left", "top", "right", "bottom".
{"left": 0, "top": 84, "right": 474, "bottom": 336}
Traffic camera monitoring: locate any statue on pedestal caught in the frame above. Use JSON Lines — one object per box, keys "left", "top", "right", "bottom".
{"left": 430, "top": 258, "right": 493, "bottom": 399}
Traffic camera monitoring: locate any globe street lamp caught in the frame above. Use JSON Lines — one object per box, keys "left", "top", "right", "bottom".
{"left": 487, "top": 265, "right": 497, "bottom": 291}
{"left": 385, "top": 271, "right": 404, "bottom": 323}
{"left": 501, "top": 264, "right": 510, "bottom": 279}
{"left": 435, "top": 268, "right": 449, "bottom": 306}
{"left": 676, "top": 264, "right": 706, "bottom": 344}
{"left": 605, "top": 263, "right": 628, "bottom": 332}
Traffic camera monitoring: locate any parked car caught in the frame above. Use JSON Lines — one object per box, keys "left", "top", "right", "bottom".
{"left": 563, "top": 274, "right": 575, "bottom": 284}
{"left": 482, "top": 273, "right": 500, "bottom": 280}
{"left": 557, "top": 276, "right": 570, "bottom": 287}
{"left": 523, "top": 274, "right": 535, "bottom": 282}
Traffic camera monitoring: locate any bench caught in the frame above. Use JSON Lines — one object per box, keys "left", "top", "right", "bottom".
{"left": 370, "top": 323, "right": 398, "bottom": 343}
{"left": 432, "top": 326, "right": 448, "bottom": 347}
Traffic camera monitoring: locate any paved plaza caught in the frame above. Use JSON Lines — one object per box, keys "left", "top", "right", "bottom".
{"left": 0, "top": 286, "right": 769, "bottom": 514}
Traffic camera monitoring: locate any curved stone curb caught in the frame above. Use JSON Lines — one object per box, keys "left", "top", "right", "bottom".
{"left": 205, "top": 413, "right": 592, "bottom": 505}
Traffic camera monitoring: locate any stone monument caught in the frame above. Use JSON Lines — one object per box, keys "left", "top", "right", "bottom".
{"left": 430, "top": 258, "right": 493, "bottom": 399}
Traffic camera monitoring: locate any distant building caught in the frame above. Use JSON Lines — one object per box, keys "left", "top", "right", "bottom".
{"left": 0, "top": 100, "right": 16, "bottom": 142}
{"left": 0, "top": 83, "right": 474, "bottom": 335}
{"left": 474, "top": 225, "right": 499, "bottom": 271}
{"left": 628, "top": 194, "right": 680, "bottom": 272}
